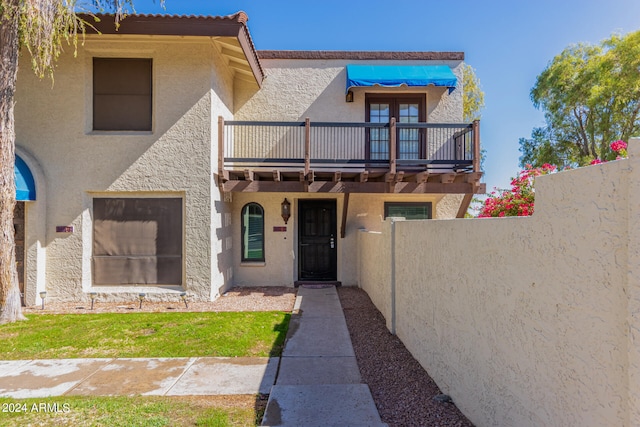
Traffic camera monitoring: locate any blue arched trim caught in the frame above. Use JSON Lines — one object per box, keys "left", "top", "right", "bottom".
{"left": 15, "top": 155, "right": 36, "bottom": 201}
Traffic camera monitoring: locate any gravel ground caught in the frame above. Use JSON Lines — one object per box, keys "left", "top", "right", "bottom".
{"left": 338, "top": 287, "right": 474, "bottom": 427}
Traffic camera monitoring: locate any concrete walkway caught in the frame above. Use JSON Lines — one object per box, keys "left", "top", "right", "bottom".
{"left": 0, "top": 357, "right": 278, "bottom": 398}
{"left": 261, "top": 286, "right": 386, "bottom": 427}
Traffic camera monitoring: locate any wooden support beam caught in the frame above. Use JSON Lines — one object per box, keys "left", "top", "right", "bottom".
{"left": 272, "top": 170, "right": 281, "bottom": 182}
{"left": 244, "top": 169, "right": 255, "bottom": 182}
{"left": 395, "top": 171, "right": 404, "bottom": 183}
{"left": 217, "top": 116, "right": 224, "bottom": 180}
{"left": 456, "top": 193, "right": 474, "bottom": 218}
{"left": 299, "top": 170, "right": 306, "bottom": 182}
{"left": 385, "top": 172, "right": 396, "bottom": 183}
{"left": 464, "top": 172, "right": 483, "bottom": 184}
{"left": 358, "top": 171, "right": 369, "bottom": 182}
{"left": 389, "top": 117, "right": 397, "bottom": 174}
{"left": 304, "top": 117, "right": 311, "bottom": 176}
{"left": 215, "top": 170, "right": 229, "bottom": 186}
{"left": 333, "top": 171, "right": 342, "bottom": 182}
{"left": 340, "top": 193, "right": 350, "bottom": 238}
{"left": 223, "top": 180, "right": 487, "bottom": 194}
{"left": 439, "top": 173, "right": 455, "bottom": 184}
{"left": 415, "top": 171, "right": 429, "bottom": 183}
{"left": 472, "top": 120, "right": 480, "bottom": 173}
{"left": 307, "top": 170, "right": 315, "bottom": 183}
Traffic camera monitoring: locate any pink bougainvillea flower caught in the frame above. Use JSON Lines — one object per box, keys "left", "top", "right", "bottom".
{"left": 610, "top": 140, "right": 628, "bottom": 153}
{"left": 590, "top": 158, "right": 603, "bottom": 165}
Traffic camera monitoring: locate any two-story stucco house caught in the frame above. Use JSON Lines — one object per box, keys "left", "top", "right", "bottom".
{"left": 13, "top": 12, "right": 484, "bottom": 306}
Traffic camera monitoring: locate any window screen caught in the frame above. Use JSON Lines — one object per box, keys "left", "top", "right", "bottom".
{"left": 93, "top": 198, "right": 182, "bottom": 285}
{"left": 384, "top": 202, "right": 432, "bottom": 220}
{"left": 93, "top": 58, "right": 152, "bottom": 131}
{"left": 241, "top": 203, "right": 264, "bottom": 262}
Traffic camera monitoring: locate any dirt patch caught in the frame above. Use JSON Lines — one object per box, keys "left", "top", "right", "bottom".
{"left": 23, "top": 287, "right": 296, "bottom": 315}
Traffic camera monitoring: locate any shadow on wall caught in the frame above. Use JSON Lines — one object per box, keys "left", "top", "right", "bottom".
{"left": 358, "top": 142, "right": 640, "bottom": 427}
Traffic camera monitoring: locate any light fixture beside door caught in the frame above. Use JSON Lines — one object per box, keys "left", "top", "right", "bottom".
{"left": 281, "top": 198, "right": 291, "bottom": 224}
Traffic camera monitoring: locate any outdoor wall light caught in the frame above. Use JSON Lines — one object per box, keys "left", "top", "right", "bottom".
{"left": 39, "top": 291, "right": 46, "bottom": 310}
{"left": 281, "top": 198, "right": 291, "bottom": 224}
{"left": 138, "top": 293, "right": 146, "bottom": 309}
{"left": 180, "top": 292, "right": 188, "bottom": 309}
{"left": 90, "top": 292, "right": 97, "bottom": 310}
{"left": 346, "top": 90, "right": 354, "bottom": 103}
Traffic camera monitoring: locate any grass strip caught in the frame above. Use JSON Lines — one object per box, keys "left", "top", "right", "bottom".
{"left": 0, "top": 395, "right": 265, "bottom": 426}
{"left": 0, "top": 312, "right": 290, "bottom": 359}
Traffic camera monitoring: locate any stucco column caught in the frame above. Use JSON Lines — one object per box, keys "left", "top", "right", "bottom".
{"left": 627, "top": 138, "right": 640, "bottom": 425}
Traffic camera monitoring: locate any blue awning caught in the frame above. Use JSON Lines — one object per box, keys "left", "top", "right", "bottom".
{"left": 15, "top": 155, "right": 36, "bottom": 201}
{"left": 346, "top": 65, "right": 457, "bottom": 94}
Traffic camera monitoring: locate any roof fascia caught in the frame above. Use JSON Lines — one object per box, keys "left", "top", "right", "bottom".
{"left": 82, "top": 13, "right": 264, "bottom": 86}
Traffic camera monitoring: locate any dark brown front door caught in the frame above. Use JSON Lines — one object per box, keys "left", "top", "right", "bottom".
{"left": 298, "top": 200, "right": 337, "bottom": 281}
{"left": 13, "top": 202, "right": 25, "bottom": 306}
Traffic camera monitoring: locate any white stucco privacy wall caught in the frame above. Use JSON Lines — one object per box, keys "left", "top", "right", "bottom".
{"left": 358, "top": 139, "right": 640, "bottom": 427}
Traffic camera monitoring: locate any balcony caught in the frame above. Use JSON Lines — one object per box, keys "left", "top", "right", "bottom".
{"left": 217, "top": 117, "right": 484, "bottom": 194}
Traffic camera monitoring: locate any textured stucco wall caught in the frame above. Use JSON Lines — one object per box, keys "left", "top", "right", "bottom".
{"left": 236, "top": 58, "right": 463, "bottom": 122}
{"left": 358, "top": 141, "right": 640, "bottom": 427}
{"left": 230, "top": 192, "right": 451, "bottom": 287}
{"left": 14, "top": 36, "right": 235, "bottom": 303}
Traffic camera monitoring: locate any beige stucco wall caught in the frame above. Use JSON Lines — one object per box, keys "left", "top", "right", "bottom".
{"left": 236, "top": 58, "right": 463, "bottom": 122}
{"left": 357, "top": 140, "right": 640, "bottom": 426}
{"left": 15, "top": 36, "right": 236, "bottom": 303}
{"left": 231, "top": 192, "right": 454, "bottom": 287}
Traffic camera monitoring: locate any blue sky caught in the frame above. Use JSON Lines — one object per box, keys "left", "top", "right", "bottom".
{"left": 113, "top": 0, "right": 640, "bottom": 190}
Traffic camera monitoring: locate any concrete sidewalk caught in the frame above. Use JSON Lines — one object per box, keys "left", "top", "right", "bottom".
{"left": 0, "top": 357, "right": 277, "bottom": 398}
{"left": 261, "top": 286, "right": 386, "bottom": 427}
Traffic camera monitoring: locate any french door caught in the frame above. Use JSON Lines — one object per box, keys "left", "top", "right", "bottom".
{"left": 366, "top": 95, "right": 426, "bottom": 160}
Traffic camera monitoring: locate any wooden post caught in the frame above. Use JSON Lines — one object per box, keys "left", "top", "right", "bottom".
{"left": 389, "top": 117, "right": 396, "bottom": 174}
{"left": 218, "top": 116, "right": 224, "bottom": 181}
{"left": 340, "top": 193, "right": 350, "bottom": 238}
{"left": 304, "top": 117, "right": 311, "bottom": 178}
{"left": 472, "top": 119, "right": 480, "bottom": 173}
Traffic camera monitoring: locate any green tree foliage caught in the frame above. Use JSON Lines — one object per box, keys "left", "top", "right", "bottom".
{"left": 462, "top": 63, "right": 486, "bottom": 171}
{"left": 0, "top": 1, "right": 157, "bottom": 323}
{"left": 520, "top": 31, "right": 640, "bottom": 168}
{"left": 462, "top": 63, "right": 485, "bottom": 122}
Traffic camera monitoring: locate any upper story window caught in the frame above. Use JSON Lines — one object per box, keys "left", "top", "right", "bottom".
{"left": 366, "top": 95, "right": 425, "bottom": 160}
{"left": 241, "top": 203, "right": 265, "bottom": 262}
{"left": 93, "top": 58, "right": 152, "bottom": 131}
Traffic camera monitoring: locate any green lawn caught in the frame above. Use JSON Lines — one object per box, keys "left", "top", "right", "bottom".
{"left": 0, "top": 312, "right": 290, "bottom": 359}
{"left": 0, "top": 396, "right": 265, "bottom": 426}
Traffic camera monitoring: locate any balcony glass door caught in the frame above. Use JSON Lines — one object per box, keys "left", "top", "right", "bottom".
{"left": 366, "top": 95, "right": 425, "bottom": 160}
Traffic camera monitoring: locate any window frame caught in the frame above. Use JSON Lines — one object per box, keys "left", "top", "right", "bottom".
{"left": 92, "top": 197, "right": 183, "bottom": 286}
{"left": 384, "top": 202, "right": 432, "bottom": 220}
{"left": 92, "top": 57, "right": 153, "bottom": 132}
{"left": 365, "top": 94, "right": 426, "bottom": 160}
{"left": 241, "top": 202, "right": 265, "bottom": 263}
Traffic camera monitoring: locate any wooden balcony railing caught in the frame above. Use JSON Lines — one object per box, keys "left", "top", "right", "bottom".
{"left": 218, "top": 117, "right": 480, "bottom": 177}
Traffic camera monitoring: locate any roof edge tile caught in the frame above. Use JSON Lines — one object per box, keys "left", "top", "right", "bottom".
{"left": 258, "top": 51, "right": 465, "bottom": 61}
